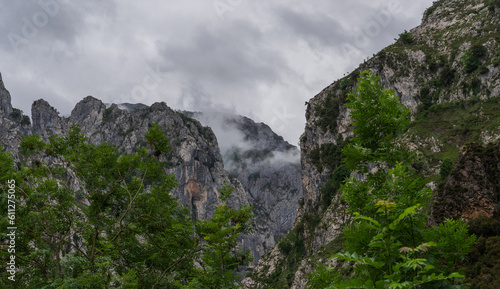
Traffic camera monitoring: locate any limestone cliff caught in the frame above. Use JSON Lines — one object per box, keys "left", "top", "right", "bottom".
{"left": 431, "top": 141, "right": 500, "bottom": 224}
{"left": 0, "top": 75, "right": 302, "bottom": 268}
{"left": 245, "top": 0, "right": 500, "bottom": 287}
{"left": 187, "top": 111, "right": 303, "bottom": 266}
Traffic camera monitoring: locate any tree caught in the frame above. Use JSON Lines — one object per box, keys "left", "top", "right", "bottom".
{"left": 309, "top": 70, "right": 470, "bottom": 288}
{"left": 0, "top": 123, "right": 252, "bottom": 288}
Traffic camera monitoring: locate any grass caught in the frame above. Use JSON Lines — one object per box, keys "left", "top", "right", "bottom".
{"left": 408, "top": 96, "right": 500, "bottom": 168}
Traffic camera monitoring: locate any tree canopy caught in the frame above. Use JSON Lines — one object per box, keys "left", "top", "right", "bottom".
{"left": 0, "top": 123, "right": 252, "bottom": 288}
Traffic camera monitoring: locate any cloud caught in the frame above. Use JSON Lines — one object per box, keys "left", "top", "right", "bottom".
{"left": 159, "top": 21, "right": 289, "bottom": 88}
{"left": 275, "top": 7, "right": 349, "bottom": 48}
{"left": 0, "top": 0, "right": 436, "bottom": 145}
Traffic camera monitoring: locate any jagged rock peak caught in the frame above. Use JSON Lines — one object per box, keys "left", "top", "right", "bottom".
{"left": 69, "top": 96, "right": 106, "bottom": 126}
{"left": 150, "top": 101, "right": 171, "bottom": 111}
{"left": 0, "top": 72, "right": 13, "bottom": 119}
{"left": 31, "top": 99, "right": 65, "bottom": 140}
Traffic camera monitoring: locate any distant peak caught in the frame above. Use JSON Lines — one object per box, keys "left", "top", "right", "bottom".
{"left": 0, "top": 73, "right": 13, "bottom": 118}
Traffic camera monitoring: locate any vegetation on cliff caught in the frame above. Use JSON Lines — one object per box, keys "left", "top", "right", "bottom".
{"left": 0, "top": 123, "right": 252, "bottom": 288}
{"left": 308, "top": 71, "right": 475, "bottom": 288}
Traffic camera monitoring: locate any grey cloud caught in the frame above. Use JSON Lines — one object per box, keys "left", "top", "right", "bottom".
{"left": 0, "top": 1, "right": 116, "bottom": 52}
{"left": 276, "top": 7, "right": 349, "bottom": 48}
{"left": 159, "top": 21, "right": 290, "bottom": 87}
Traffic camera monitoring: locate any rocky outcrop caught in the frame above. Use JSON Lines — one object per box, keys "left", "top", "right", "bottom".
{"left": 431, "top": 141, "right": 500, "bottom": 224}
{"left": 32, "top": 99, "right": 67, "bottom": 140}
{"left": 29, "top": 97, "right": 244, "bottom": 221}
{"left": 0, "top": 76, "right": 301, "bottom": 269}
{"left": 0, "top": 73, "right": 13, "bottom": 119}
{"left": 0, "top": 73, "right": 32, "bottom": 157}
{"left": 246, "top": 0, "right": 500, "bottom": 287}
{"left": 188, "top": 111, "right": 303, "bottom": 266}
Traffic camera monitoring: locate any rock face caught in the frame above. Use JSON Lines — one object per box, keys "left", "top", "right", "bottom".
{"left": 0, "top": 73, "right": 13, "bottom": 118}
{"left": 431, "top": 141, "right": 500, "bottom": 224}
{"left": 246, "top": 0, "right": 500, "bottom": 287}
{"left": 0, "top": 77, "right": 302, "bottom": 269}
{"left": 0, "top": 73, "right": 32, "bottom": 157}
{"left": 6, "top": 94, "right": 241, "bottom": 221}
{"left": 187, "top": 111, "right": 303, "bottom": 266}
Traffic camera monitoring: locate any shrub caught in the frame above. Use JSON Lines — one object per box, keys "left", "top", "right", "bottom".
{"left": 340, "top": 78, "right": 354, "bottom": 90}
{"left": 463, "top": 43, "right": 487, "bottom": 73}
{"left": 21, "top": 115, "right": 31, "bottom": 126}
{"left": 398, "top": 30, "right": 414, "bottom": 45}
{"left": 426, "top": 218, "right": 477, "bottom": 272}
{"left": 424, "top": 6, "right": 436, "bottom": 20}
{"left": 440, "top": 158, "right": 454, "bottom": 179}
{"left": 439, "top": 64, "right": 456, "bottom": 86}
{"left": 486, "top": 0, "right": 500, "bottom": 11}
{"left": 321, "top": 164, "right": 350, "bottom": 210}
{"left": 11, "top": 108, "right": 21, "bottom": 118}
{"left": 278, "top": 240, "right": 293, "bottom": 255}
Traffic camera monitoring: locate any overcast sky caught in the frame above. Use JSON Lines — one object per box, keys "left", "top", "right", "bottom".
{"left": 0, "top": 0, "right": 434, "bottom": 145}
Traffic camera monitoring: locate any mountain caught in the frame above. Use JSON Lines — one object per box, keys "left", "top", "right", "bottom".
{"left": 244, "top": 0, "right": 500, "bottom": 287}
{"left": 186, "top": 111, "right": 303, "bottom": 266}
{"left": 0, "top": 73, "right": 302, "bottom": 269}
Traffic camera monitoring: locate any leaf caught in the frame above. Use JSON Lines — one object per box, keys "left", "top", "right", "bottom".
{"left": 354, "top": 213, "right": 381, "bottom": 228}
{"left": 389, "top": 205, "right": 419, "bottom": 230}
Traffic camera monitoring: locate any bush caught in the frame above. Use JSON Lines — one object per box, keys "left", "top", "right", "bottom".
{"left": 11, "top": 108, "right": 21, "bottom": 118}
{"left": 21, "top": 115, "right": 31, "bottom": 126}
{"left": 440, "top": 158, "right": 454, "bottom": 179}
{"left": 426, "top": 218, "right": 477, "bottom": 272}
{"left": 278, "top": 240, "right": 293, "bottom": 255}
{"left": 463, "top": 43, "right": 487, "bottom": 73}
{"left": 398, "top": 30, "right": 414, "bottom": 45}
{"left": 424, "top": 6, "right": 436, "bottom": 20}
{"left": 418, "top": 86, "right": 432, "bottom": 112}
{"left": 440, "top": 65, "right": 456, "bottom": 85}
{"left": 340, "top": 78, "right": 354, "bottom": 90}
{"left": 321, "top": 164, "right": 350, "bottom": 210}
{"left": 486, "top": 0, "right": 500, "bottom": 11}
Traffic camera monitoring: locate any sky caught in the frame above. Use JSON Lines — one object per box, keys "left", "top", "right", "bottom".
{"left": 0, "top": 0, "right": 435, "bottom": 146}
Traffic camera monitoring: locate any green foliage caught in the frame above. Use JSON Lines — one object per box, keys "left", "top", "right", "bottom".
{"left": 310, "top": 137, "right": 349, "bottom": 173}
{"left": 0, "top": 125, "right": 252, "bottom": 288}
{"left": 103, "top": 106, "right": 114, "bottom": 122}
{"left": 307, "top": 263, "right": 342, "bottom": 288}
{"left": 332, "top": 201, "right": 464, "bottom": 288}
{"left": 465, "top": 210, "right": 500, "bottom": 288}
{"left": 439, "top": 65, "right": 456, "bottom": 86}
{"left": 315, "top": 93, "right": 344, "bottom": 133}
{"left": 11, "top": 108, "right": 21, "bottom": 118}
{"left": 21, "top": 115, "right": 30, "bottom": 126}
{"left": 424, "top": 6, "right": 436, "bottom": 20}
{"left": 486, "top": 0, "right": 500, "bottom": 11}
{"left": 309, "top": 70, "right": 473, "bottom": 289}
{"left": 426, "top": 218, "right": 477, "bottom": 272}
{"left": 145, "top": 122, "right": 170, "bottom": 156}
{"left": 397, "top": 30, "right": 414, "bottom": 45}
{"left": 343, "top": 70, "right": 411, "bottom": 170}
{"left": 321, "top": 164, "right": 350, "bottom": 211}
{"left": 439, "top": 158, "right": 454, "bottom": 179}
{"left": 410, "top": 95, "right": 500, "bottom": 170}
{"left": 188, "top": 185, "right": 253, "bottom": 288}
{"left": 340, "top": 78, "right": 355, "bottom": 90}
{"left": 462, "top": 43, "right": 487, "bottom": 73}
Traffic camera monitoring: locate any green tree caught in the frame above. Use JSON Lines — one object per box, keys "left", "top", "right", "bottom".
{"left": 0, "top": 123, "right": 252, "bottom": 288}
{"left": 309, "top": 71, "right": 469, "bottom": 288}
{"left": 439, "top": 158, "right": 453, "bottom": 180}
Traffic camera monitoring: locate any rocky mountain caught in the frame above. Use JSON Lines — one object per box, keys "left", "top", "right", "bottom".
{"left": 244, "top": 0, "right": 500, "bottom": 287}
{"left": 186, "top": 111, "right": 303, "bottom": 266}
{"left": 0, "top": 73, "right": 302, "bottom": 269}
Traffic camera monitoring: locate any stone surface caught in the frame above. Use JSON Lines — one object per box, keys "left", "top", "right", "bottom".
{"left": 0, "top": 77, "right": 302, "bottom": 270}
